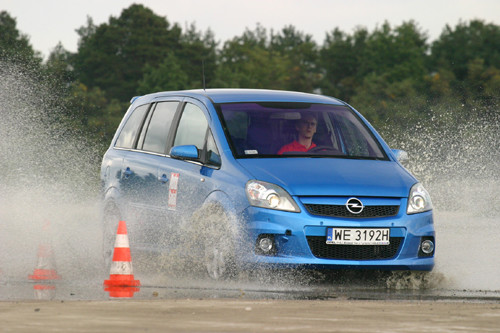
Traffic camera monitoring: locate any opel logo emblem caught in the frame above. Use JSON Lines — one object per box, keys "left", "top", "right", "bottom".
{"left": 346, "top": 198, "right": 364, "bottom": 214}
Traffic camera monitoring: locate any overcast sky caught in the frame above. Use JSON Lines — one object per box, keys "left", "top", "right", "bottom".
{"left": 3, "top": 0, "right": 500, "bottom": 58}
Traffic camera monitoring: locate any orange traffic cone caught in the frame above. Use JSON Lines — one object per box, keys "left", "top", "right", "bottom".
{"left": 29, "top": 222, "right": 61, "bottom": 281}
{"left": 33, "top": 284, "right": 56, "bottom": 300}
{"left": 104, "top": 286, "right": 140, "bottom": 298}
{"left": 104, "top": 221, "right": 140, "bottom": 287}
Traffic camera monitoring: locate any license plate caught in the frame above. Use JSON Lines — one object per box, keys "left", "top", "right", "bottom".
{"left": 326, "top": 228, "right": 390, "bottom": 245}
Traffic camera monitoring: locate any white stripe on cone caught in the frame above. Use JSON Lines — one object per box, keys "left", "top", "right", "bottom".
{"left": 110, "top": 261, "right": 134, "bottom": 275}
{"left": 114, "top": 234, "right": 130, "bottom": 248}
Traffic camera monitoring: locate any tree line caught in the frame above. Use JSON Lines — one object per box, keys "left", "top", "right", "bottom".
{"left": 1, "top": 4, "right": 499, "bottom": 150}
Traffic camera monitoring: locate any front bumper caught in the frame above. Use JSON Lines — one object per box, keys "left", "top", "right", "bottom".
{"left": 237, "top": 203, "right": 435, "bottom": 271}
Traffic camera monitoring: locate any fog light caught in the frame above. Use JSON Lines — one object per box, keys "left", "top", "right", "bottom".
{"left": 259, "top": 237, "right": 274, "bottom": 252}
{"left": 421, "top": 240, "right": 434, "bottom": 254}
{"left": 256, "top": 235, "right": 276, "bottom": 255}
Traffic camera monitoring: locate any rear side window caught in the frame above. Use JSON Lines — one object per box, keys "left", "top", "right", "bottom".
{"left": 173, "top": 103, "right": 208, "bottom": 149}
{"left": 115, "top": 104, "right": 149, "bottom": 149}
{"left": 142, "top": 102, "right": 178, "bottom": 154}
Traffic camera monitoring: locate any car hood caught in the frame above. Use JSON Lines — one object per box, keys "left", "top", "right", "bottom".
{"left": 236, "top": 158, "right": 415, "bottom": 198}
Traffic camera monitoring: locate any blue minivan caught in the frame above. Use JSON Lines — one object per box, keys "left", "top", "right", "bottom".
{"left": 100, "top": 89, "right": 435, "bottom": 279}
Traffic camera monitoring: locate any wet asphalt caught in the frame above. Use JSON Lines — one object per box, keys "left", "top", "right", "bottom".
{"left": 2, "top": 269, "right": 499, "bottom": 303}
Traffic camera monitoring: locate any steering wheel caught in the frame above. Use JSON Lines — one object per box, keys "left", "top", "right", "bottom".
{"left": 308, "top": 145, "right": 343, "bottom": 155}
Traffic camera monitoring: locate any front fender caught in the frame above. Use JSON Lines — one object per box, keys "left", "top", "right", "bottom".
{"left": 202, "top": 190, "right": 251, "bottom": 220}
{"left": 194, "top": 190, "right": 251, "bottom": 248}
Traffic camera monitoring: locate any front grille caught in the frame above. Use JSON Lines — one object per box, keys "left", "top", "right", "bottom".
{"left": 306, "top": 236, "right": 403, "bottom": 260}
{"left": 304, "top": 204, "right": 399, "bottom": 218}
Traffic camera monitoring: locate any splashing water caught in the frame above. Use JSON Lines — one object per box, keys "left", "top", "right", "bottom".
{"left": 1, "top": 60, "right": 499, "bottom": 294}
{"left": 0, "top": 62, "right": 103, "bottom": 282}
{"left": 382, "top": 106, "right": 500, "bottom": 290}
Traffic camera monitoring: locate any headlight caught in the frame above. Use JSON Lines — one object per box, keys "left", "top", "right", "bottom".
{"left": 245, "top": 180, "right": 300, "bottom": 212}
{"left": 407, "top": 183, "right": 433, "bottom": 214}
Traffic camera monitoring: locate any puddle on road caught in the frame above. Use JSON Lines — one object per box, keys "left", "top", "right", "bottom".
{"left": 1, "top": 274, "right": 499, "bottom": 302}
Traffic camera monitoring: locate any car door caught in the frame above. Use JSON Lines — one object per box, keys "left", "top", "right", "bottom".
{"left": 120, "top": 100, "right": 180, "bottom": 249}
{"left": 116, "top": 103, "right": 152, "bottom": 216}
{"left": 159, "top": 100, "right": 220, "bottom": 222}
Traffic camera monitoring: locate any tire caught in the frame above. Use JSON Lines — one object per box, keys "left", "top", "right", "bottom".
{"left": 385, "top": 271, "right": 442, "bottom": 289}
{"left": 203, "top": 235, "right": 236, "bottom": 280}
{"left": 102, "top": 204, "right": 120, "bottom": 270}
{"left": 191, "top": 204, "right": 238, "bottom": 280}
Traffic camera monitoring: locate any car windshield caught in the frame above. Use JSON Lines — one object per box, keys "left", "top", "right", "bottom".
{"left": 218, "top": 102, "right": 387, "bottom": 160}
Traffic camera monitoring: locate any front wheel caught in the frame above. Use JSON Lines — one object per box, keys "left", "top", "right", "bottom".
{"left": 191, "top": 204, "right": 238, "bottom": 280}
{"left": 203, "top": 235, "right": 237, "bottom": 280}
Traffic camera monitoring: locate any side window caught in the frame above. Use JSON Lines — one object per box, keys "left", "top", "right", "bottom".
{"left": 206, "top": 130, "right": 221, "bottom": 166}
{"left": 334, "top": 111, "right": 384, "bottom": 158}
{"left": 115, "top": 104, "right": 149, "bottom": 149}
{"left": 319, "top": 112, "right": 341, "bottom": 151}
{"left": 222, "top": 111, "right": 248, "bottom": 155}
{"left": 142, "top": 102, "right": 178, "bottom": 154}
{"left": 173, "top": 103, "right": 208, "bottom": 149}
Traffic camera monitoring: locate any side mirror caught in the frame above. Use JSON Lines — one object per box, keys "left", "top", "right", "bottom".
{"left": 391, "top": 149, "right": 409, "bottom": 163}
{"left": 170, "top": 145, "right": 199, "bottom": 161}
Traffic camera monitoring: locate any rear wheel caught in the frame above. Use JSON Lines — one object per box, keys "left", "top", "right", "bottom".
{"left": 102, "top": 204, "right": 120, "bottom": 270}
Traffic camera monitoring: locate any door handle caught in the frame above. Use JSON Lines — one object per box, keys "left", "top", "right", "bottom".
{"left": 159, "top": 174, "right": 169, "bottom": 183}
{"left": 123, "top": 167, "right": 132, "bottom": 179}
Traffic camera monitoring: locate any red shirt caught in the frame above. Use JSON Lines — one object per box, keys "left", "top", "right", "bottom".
{"left": 277, "top": 141, "right": 317, "bottom": 155}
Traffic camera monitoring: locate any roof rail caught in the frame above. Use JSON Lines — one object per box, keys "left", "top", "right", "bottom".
{"left": 130, "top": 96, "right": 141, "bottom": 104}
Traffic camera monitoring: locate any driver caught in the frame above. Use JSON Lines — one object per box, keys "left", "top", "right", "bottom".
{"left": 277, "top": 113, "right": 317, "bottom": 154}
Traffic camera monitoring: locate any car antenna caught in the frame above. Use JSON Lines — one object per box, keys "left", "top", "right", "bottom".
{"left": 202, "top": 59, "right": 206, "bottom": 91}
